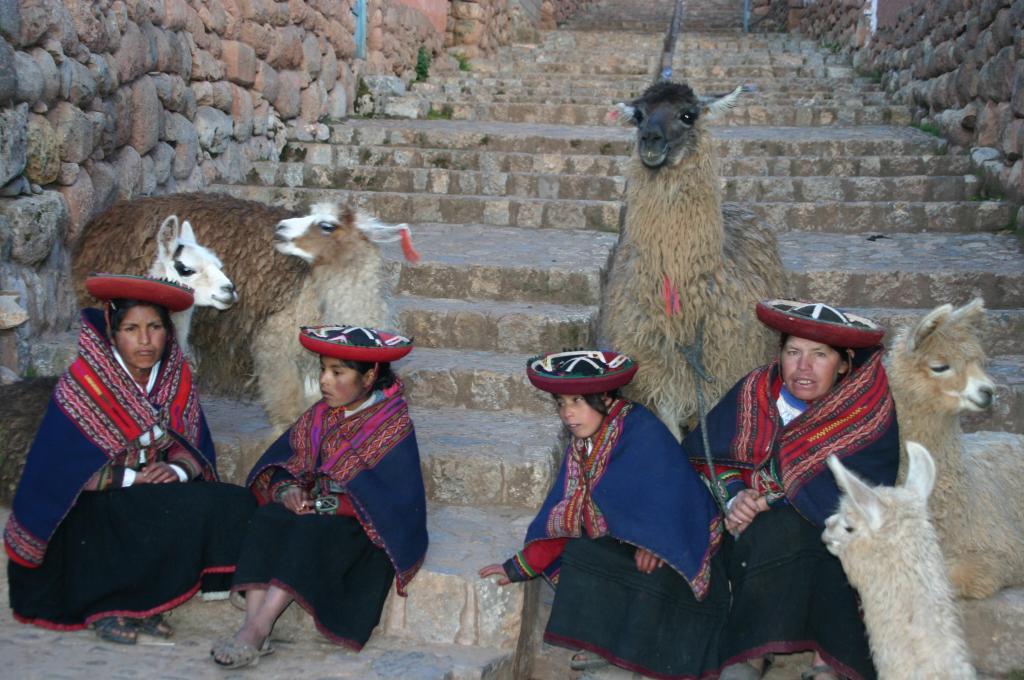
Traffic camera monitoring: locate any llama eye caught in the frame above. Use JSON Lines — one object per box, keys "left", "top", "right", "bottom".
{"left": 318, "top": 221, "right": 337, "bottom": 233}
{"left": 844, "top": 525, "right": 855, "bottom": 533}
{"left": 680, "top": 111, "right": 695, "bottom": 124}
{"left": 174, "top": 261, "right": 195, "bottom": 277}
{"left": 929, "top": 364, "right": 950, "bottom": 374}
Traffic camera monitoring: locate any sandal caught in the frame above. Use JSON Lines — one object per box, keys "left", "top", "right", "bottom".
{"left": 210, "top": 637, "right": 275, "bottom": 669}
{"left": 570, "top": 650, "right": 609, "bottom": 671}
{"left": 137, "top": 613, "right": 173, "bottom": 639}
{"left": 801, "top": 665, "right": 840, "bottom": 680}
{"left": 93, "top": 616, "right": 138, "bottom": 645}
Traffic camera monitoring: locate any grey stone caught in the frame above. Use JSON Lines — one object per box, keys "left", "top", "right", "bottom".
{"left": 363, "top": 74, "right": 407, "bottom": 98}
{"left": 47, "top": 101, "right": 92, "bottom": 164}
{"left": 0, "top": 102, "right": 28, "bottom": 186}
{"left": 57, "top": 161, "right": 78, "bottom": 185}
{"left": 149, "top": 141, "right": 173, "bottom": 185}
{"left": 84, "top": 159, "right": 116, "bottom": 214}
{"left": 140, "top": 152, "right": 156, "bottom": 195}
{"left": 29, "top": 47, "right": 59, "bottom": 106}
{"left": 129, "top": 75, "right": 161, "bottom": 155}
{"left": 1, "top": 190, "right": 64, "bottom": 265}
{"left": 194, "top": 105, "right": 232, "bottom": 155}
{"left": 163, "top": 111, "right": 198, "bottom": 179}
{"left": 0, "top": 38, "right": 17, "bottom": 105}
{"left": 325, "top": 86, "right": 349, "bottom": 120}
{"left": 58, "top": 55, "right": 97, "bottom": 106}
{"left": 111, "top": 143, "right": 142, "bottom": 199}
{"left": 24, "top": 112, "right": 59, "bottom": 185}
{"left": 12, "top": 49, "right": 42, "bottom": 105}
{"left": 0, "top": 0, "right": 21, "bottom": 42}
{"left": 0, "top": 175, "right": 28, "bottom": 196}
{"left": 971, "top": 146, "right": 1003, "bottom": 166}
{"left": 383, "top": 95, "right": 428, "bottom": 119}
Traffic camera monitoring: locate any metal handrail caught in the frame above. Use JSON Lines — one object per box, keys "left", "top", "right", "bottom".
{"left": 657, "top": 0, "right": 686, "bottom": 82}
{"left": 744, "top": 0, "right": 751, "bottom": 32}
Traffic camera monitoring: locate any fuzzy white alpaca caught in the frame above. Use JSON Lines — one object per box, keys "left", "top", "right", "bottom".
{"left": 146, "top": 215, "right": 238, "bottom": 358}
{"left": 888, "top": 299, "right": 1024, "bottom": 599}
{"left": 824, "top": 443, "right": 976, "bottom": 680}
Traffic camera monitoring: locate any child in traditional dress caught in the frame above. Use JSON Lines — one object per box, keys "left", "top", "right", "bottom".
{"left": 211, "top": 325, "right": 428, "bottom": 669}
{"left": 480, "top": 349, "right": 729, "bottom": 679}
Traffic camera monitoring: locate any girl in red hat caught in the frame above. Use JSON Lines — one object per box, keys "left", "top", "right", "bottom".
{"left": 4, "top": 274, "right": 256, "bottom": 645}
{"left": 685, "top": 300, "right": 899, "bottom": 680}
{"left": 211, "top": 325, "right": 428, "bottom": 669}
{"left": 480, "top": 349, "right": 729, "bottom": 679}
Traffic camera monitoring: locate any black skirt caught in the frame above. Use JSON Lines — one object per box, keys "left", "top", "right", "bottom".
{"left": 544, "top": 536, "right": 729, "bottom": 679}
{"left": 231, "top": 502, "right": 395, "bottom": 650}
{"left": 720, "top": 505, "right": 876, "bottom": 680}
{"left": 8, "top": 481, "right": 257, "bottom": 628}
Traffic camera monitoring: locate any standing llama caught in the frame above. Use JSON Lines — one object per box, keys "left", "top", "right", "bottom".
{"left": 824, "top": 443, "right": 976, "bottom": 680}
{"left": 601, "top": 81, "right": 785, "bottom": 440}
{"left": 887, "top": 299, "right": 1024, "bottom": 599}
{"left": 73, "top": 193, "right": 414, "bottom": 430}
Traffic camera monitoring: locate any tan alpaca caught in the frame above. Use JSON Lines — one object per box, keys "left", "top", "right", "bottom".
{"left": 887, "top": 299, "right": 1024, "bottom": 599}
{"left": 825, "top": 443, "right": 976, "bottom": 680}
{"left": 600, "top": 82, "right": 785, "bottom": 440}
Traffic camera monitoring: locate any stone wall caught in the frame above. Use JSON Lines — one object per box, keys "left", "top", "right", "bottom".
{"left": 447, "top": 0, "right": 594, "bottom": 57}
{"left": 792, "top": 0, "right": 1024, "bottom": 203}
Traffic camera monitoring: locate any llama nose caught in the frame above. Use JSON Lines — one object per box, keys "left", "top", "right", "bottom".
{"left": 273, "top": 224, "right": 288, "bottom": 242}
{"left": 640, "top": 127, "right": 666, "bottom": 148}
{"left": 976, "top": 385, "right": 994, "bottom": 409}
{"left": 222, "top": 283, "right": 237, "bottom": 298}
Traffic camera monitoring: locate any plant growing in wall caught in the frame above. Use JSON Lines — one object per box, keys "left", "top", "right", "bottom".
{"left": 415, "top": 46, "right": 431, "bottom": 82}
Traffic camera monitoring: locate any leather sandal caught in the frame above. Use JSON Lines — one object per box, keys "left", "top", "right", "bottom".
{"left": 136, "top": 613, "right": 173, "bottom": 639}
{"left": 570, "top": 650, "right": 609, "bottom": 671}
{"left": 93, "top": 616, "right": 138, "bottom": 645}
{"left": 801, "top": 664, "right": 840, "bottom": 680}
{"left": 210, "top": 637, "right": 274, "bottom": 669}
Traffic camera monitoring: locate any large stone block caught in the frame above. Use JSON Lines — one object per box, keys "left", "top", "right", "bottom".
{"left": 230, "top": 85, "right": 253, "bottom": 141}
{"left": 194, "top": 105, "right": 232, "bottom": 155}
{"left": 112, "top": 143, "right": 143, "bottom": 200}
{"left": 0, "top": 102, "right": 28, "bottom": 187}
{"left": 0, "top": 0, "right": 20, "bottom": 42}
{"left": 267, "top": 25, "right": 304, "bottom": 69}
{"left": 56, "top": 168, "right": 94, "bottom": 243}
{"left": 29, "top": 47, "right": 59, "bottom": 106}
{"left": 1012, "top": 60, "right": 1024, "bottom": 117}
{"left": 222, "top": 39, "right": 256, "bottom": 87}
{"left": 25, "top": 112, "right": 58, "bottom": 185}
{"left": 163, "top": 111, "right": 198, "bottom": 179}
{"left": 84, "top": 158, "right": 117, "bottom": 217}
{"left": 58, "top": 56, "right": 97, "bottom": 107}
{"left": 3, "top": 190, "right": 64, "bottom": 265}
{"left": 273, "top": 69, "right": 302, "bottom": 119}
{"left": 129, "top": 75, "right": 161, "bottom": 155}
{"left": 978, "top": 45, "right": 1015, "bottom": 101}
{"left": 113, "top": 20, "right": 151, "bottom": 84}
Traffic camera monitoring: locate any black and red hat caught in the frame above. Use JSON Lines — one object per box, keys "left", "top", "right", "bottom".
{"left": 526, "top": 350, "right": 638, "bottom": 395}
{"left": 85, "top": 273, "right": 194, "bottom": 312}
{"left": 756, "top": 299, "right": 884, "bottom": 349}
{"left": 299, "top": 325, "right": 413, "bottom": 362}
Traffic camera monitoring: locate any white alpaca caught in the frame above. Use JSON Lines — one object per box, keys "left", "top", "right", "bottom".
{"left": 887, "top": 299, "right": 1024, "bottom": 599}
{"left": 146, "top": 215, "right": 238, "bottom": 358}
{"left": 824, "top": 443, "right": 976, "bottom": 680}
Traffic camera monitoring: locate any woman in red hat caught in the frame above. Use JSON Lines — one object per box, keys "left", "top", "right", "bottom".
{"left": 4, "top": 274, "right": 257, "bottom": 644}
{"left": 480, "top": 350, "right": 729, "bottom": 679}
{"left": 684, "top": 300, "right": 900, "bottom": 680}
{"left": 211, "top": 325, "right": 428, "bottom": 669}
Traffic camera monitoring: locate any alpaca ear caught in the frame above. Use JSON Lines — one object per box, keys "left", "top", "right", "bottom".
{"left": 178, "top": 219, "right": 197, "bottom": 245}
{"left": 608, "top": 102, "right": 638, "bottom": 125}
{"left": 156, "top": 214, "right": 181, "bottom": 258}
{"left": 949, "top": 297, "right": 986, "bottom": 327}
{"left": 827, "top": 455, "right": 883, "bottom": 531}
{"left": 701, "top": 84, "right": 751, "bottom": 120}
{"left": 903, "top": 441, "right": 936, "bottom": 502}
{"left": 906, "top": 303, "right": 953, "bottom": 353}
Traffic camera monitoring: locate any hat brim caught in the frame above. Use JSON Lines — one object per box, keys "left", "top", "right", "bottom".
{"left": 299, "top": 332, "right": 412, "bottom": 362}
{"left": 86, "top": 274, "right": 194, "bottom": 312}
{"left": 756, "top": 300, "right": 884, "bottom": 349}
{"left": 527, "top": 362, "right": 638, "bottom": 395}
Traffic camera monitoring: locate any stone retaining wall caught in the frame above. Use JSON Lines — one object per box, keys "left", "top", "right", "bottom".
{"left": 446, "top": 1, "right": 593, "bottom": 58}
{"left": 791, "top": 0, "right": 1024, "bottom": 204}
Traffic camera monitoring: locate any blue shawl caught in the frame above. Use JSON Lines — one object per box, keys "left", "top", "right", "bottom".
{"left": 247, "top": 385, "right": 428, "bottom": 594}
{"left": 522, "top": 401, "right": 723, "bottom": 600}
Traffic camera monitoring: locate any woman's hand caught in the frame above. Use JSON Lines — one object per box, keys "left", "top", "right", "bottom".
{"left": 280, "top": 486, "right": 314, "bottom": 515}
{"left": 725, "top": 489, "right": 769, "bottom": 534}
{"left": 136, "top": 462, "right": 180, "bottom": 484}
{"left": 635, "top": 547, "right": 665, "bottom": 574}
{"left": 478, "top": 563, "right": 511, "bottom": 586}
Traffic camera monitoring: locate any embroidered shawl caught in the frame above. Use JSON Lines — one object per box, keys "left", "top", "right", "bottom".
{"left": 4, "top": 308, "right": 215, "bottom": 567}
{"left": 683, "top": 347, "right": 899, "bottom": 527}
{"left": 248, "top": 382, "right": 428, "bottom": 595}
{"left": 522, "top": 401, "right": 723, "bottom": 600}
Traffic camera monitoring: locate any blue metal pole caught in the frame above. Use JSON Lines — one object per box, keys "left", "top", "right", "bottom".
{"left": 355, "top": 0, "right": 367, "bottom": 59}
{"left": 743, "top": 0, "right": 751, "bottom": 33}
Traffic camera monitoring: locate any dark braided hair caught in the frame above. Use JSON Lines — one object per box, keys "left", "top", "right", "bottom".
{"left": 340, "top": 359, "right": 396, "bottom": 392}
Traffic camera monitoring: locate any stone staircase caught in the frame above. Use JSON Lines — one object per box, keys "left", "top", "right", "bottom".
{"left": 6, "top": 1, "right": 1021, "bottom": 678}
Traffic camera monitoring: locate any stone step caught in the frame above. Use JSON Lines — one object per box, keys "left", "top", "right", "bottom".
{"left": 382, "top": 223, "right": 617, "bottom": 306}
{"left": 212, "top": 184, "right": 623, "bottom": 232}
{"left": 169, "top": 504, "right": 538, "bottom": 655}
{"left": 424, "top": 73, "right": 883, "bottom": 93}
{"left": 434, "top": 101, "right": 914, "bottom": 127}
{"left": 420, "top": 89, "right": 894, "bottom": 107}
{"left": 755, "top": 199, "right": 1014, "bottom": 234}
{"left": 781, "top": 232, "right": 1024, "bottom": 309}
{"left": 484, "top": 62, "right": 847, "bottom": 79}
{"left": 394, "top": 295, "right": 596, "bottom": 353}
{"left": 719, "top": 154, "right": 971, "bottom": 177}
{"left": 398, "top": 348, "right": 550, "bottom": 415}
{"left": 206, "top": 397, "right": 561, "bottom": 508}
{"left": 251, "top": 162, "right": 626, "bottom": 202}
{"left": 307, "top": 144, "right": 631, "bottom": 175}
{"left": 713, "top": 125, "right": 948, "bottom": 157}
{"left": 723, "top": 175, "right": 974, "bottom": 203}
{"left": 848, "top": 307, "right": 1024, "bottom": 356}
{"left": 501, "top": 50, "right": 843, "bottom": 68}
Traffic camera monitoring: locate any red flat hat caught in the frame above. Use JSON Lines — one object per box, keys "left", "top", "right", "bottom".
{"left": 299, "top": 325, "right": 413, "bottom": 362}
{"left": 756, "top": 299, "right": 884, "bottom": 349}
{"left": 85, "top": 273, "right": 194, "bottom": 312}
{"left": 526, "top": 349, "right": 638, "bottom": 395}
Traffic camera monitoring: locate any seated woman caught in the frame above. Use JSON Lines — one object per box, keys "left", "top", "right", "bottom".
{"left": 480, "top": 350, "right": 729, "bottom": 679}
{"left": 211, "top": 325, "right": 428, "bottom": 669}
{"left": 4, "top": 274, "right": 257, "bottom": 644}
{"left": 684, "top": 300, "right": 900, "bottom": 680}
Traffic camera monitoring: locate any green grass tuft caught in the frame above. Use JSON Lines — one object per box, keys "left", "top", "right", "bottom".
{"left": 426, "top": 104, "right": 453, "bottom": 120}
{"left": 454, "top": 52, "right": 472, "bottom": 72}
{"left": 415, "top": 46, "right": 432, "bottom": 82}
